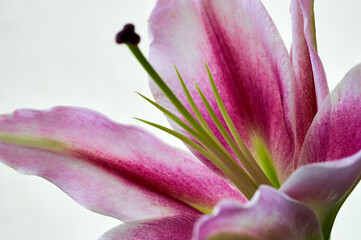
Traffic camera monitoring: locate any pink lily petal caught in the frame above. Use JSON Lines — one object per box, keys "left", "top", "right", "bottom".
{"left": 290, "top": 0, "right": 329, "bottom": 165}
{"left": 299, "top": 64, "right": 361, "bottom": 165}
{"left": 0, "top": 107, "right": 245, "bottom": 222}
{"left": 193, "top": 186, "right": 323, "bottom": 240}
{"left": 291, "top": 0, "right": 329, "bottom": 107}
{"left": 149, "top": 0, "right": 296, "bottom": 181}
{"left": 99, "top": 215, "right": 200, "bottom": 240}
{"left": 281, "top": 149, "right": 361, "bottom": 238}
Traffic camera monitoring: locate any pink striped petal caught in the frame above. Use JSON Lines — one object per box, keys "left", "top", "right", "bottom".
{"left": 193, "top": 186, "right": 323, "bottom": 240}
{"left": 291, "top": 0, "right": 329, "bottom": 107}
{"left": 299, "top": 64, "right": 361, "bottom": 165}
{"left": 99, "top": 215, "right": 200, "bottom": 240}
{"left": 149, "top": 0, "right": 296, "bottom": 181}
{"left": 0, "top": 107, "right": 245, "bottom": 222}
{"left": 281, "top": 150, "right": 361, "bottom": 238}
{"left": 290, "top": 0, "right": 329, "bottom": 166}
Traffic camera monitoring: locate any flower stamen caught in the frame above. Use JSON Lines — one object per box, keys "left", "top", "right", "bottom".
{"left": 193, "top": 80, "right": 268, "bottom": 186}
{"left": 174, "top": 67, "right": 259, "bottom": 184}
{"left": 135, "top": 92, "right": 258, "bottom": 198}
{"left": 204, "top": 62, "right": 273, "bottom": 186}
{"left": 116, "top": 24, "right": 278, "bottom": 199}
{"left": 135, "top": 117, "right": 257, "bottom": 198}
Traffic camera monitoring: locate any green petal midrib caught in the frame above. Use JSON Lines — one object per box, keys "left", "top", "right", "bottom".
{"left": 0, "top": 133, "right": 69, "bottom": 151}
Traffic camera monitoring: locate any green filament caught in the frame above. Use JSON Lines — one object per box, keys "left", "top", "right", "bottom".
{"left": 204, "top": 62, "right": 273, "bottom": 186}
{"left": 124, "top": 43, "right": 282, "bottom": 198}
{"left": 135, "top": 117, "right": 257, "bottom": 199}
{"left": 0, "top": 133, "right": 68, "bottom": 151}
{"left": 136, "top": 92, "right": 257, "bottom": 196}
{"left": 253, "top": 137, "right": 280, "bottom": 188}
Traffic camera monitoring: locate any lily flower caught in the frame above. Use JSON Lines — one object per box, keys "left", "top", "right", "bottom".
{"left": 0, "top": 0, "right": 360, "bottom": 239}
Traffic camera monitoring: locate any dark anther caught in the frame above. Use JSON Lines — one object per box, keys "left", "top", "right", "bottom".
{"left": 115, "top": 24, "right": 140, "bottom": 45}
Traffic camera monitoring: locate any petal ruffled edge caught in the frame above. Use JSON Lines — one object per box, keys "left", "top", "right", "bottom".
{"left": 99, "top": 215, "right": 200, "bottom": 240}
{"left": 282, "top": 149, "right": 361, "bottom": 239}
{"left": 193, "top": 186, "right": 323, "bottom": 240}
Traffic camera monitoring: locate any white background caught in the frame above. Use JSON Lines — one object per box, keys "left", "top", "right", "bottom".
{"left": 0, "top": 0, "right": 360, "bottom": 239}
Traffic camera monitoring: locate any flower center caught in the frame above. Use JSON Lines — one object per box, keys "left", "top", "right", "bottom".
{"left": 116, "top": 24, "right": 280, "bottom": 199}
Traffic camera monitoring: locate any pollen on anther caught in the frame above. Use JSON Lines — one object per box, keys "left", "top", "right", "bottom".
{"left": 115, "top": 24, "right": 140, "bottom": 45}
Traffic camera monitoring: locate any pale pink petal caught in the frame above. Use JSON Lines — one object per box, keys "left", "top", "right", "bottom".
{"left": 290, "top": 0, "right": 329, "bottom": 166}
{"left": 99, "top": 215, "right": 200, "bottom": 240}
{"left": 0, "top": 107, "right": 245, "bottom": 222}
{"left": 149, "top": 0, "right": 296, "bottom": 181}
{"left": 299, "top": 64, "right": 361, "bottom": 165}
{"left": 193, "top": 186, "right": 323, "bottom": 240}
{"left": 281, "top": 149, "right": 361, "bottom": 238}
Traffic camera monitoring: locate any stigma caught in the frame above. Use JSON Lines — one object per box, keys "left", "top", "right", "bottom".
{"left": 115, "top": 24, "right": 140, "bottom": 45}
